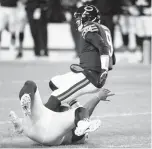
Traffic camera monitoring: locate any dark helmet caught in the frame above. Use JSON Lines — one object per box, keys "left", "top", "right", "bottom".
{"left": 74, "top": 5, "right": 101, "bottom": 31}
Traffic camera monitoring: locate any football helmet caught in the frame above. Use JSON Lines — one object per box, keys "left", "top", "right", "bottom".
{"left": 74, "top": 5, "right": 101, "bottom": 31}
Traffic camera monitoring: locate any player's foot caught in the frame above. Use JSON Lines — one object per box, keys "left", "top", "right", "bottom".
{"left": 20, "top": 94, "right": 31, "bottom": 116}
{"left": 75, "top": 118, "right": 101, "bottom": 136}
{"left": 9, "top": 111, "right": 23, "bottom": 134}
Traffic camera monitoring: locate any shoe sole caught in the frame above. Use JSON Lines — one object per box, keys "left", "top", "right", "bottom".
{"left": 20, "top": 94, "right": 31, "bottom": 116}
{"left": 75, "top": 119, "right": 101, "bottom": 136}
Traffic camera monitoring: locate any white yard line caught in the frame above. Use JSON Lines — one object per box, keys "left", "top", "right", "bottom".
{"left": 0, "top": 112, "right": 151, "bottom": 125}
{"left": 93, "top": 112, "right": 151, "bottom": 118}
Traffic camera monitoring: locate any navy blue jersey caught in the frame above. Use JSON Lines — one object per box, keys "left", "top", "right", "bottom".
{"left": 79, "top": 21, "right": 113, "bottom": 73}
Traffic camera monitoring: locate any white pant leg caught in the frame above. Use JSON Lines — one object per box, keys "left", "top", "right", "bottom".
{"left": 7, "top": 7, "right": 17, "bottom": 33}
{"left": 51, "top": 71, "right": 83, "bottom": 88}
{"left": 0, "top": 7, "right": 8, "bottom": 31}
{"left": 136, "top": 16, "right": 152, "bottom": 37}
{"left": 119, "top": 15, "right": 130, "bottom": 35}
{"left": 51, "top": 72, "right": 98, "bottom": 104}
{"left": 16, "top": 5, "right": 27, "bottom": 32}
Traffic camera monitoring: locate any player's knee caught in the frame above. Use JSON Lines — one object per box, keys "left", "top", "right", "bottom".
{"left": 49, "top": 80, "right": 58, "bottom": 91}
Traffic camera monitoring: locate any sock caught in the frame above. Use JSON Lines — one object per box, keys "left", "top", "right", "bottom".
{"left": 72, "top": 107, "right": 89, "bottom": 142}
{"left": 11, "top": 33, "right": 16, "bottom": 46}
{"left": 19, "top": 81, "right": 37, "bottom": 101}
{"left": 45, "top": 96, "right": 61, "bottom": 112}
{"left": 74, "top": 107, "right": 89, "bottom": 126}
{"left": 18, "top": 32, "right": 24, "bottom": 53}
{"left": 122, "top": 34, "right": 129, "bottom": 46}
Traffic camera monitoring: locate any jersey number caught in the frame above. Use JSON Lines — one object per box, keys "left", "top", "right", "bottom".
{"left": 105, "top": 30, "right": 113, "bottom": 57}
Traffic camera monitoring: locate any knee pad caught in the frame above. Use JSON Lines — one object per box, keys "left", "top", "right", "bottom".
{"left": 49, "top": 80, "right": 58, "bottom": 91}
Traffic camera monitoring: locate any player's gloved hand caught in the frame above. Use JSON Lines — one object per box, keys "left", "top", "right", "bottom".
{"left": 70, "top": 64, "right": 84, "bottom": 73}
{"left": 99, "top": 69, "right": 108, "bottom": 88}
{"left": 96, "top": 88, "right": 115, "bottom": 101}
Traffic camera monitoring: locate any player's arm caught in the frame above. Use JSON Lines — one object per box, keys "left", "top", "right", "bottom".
{"left": 83, "top": 28, "right": 109, "bottom": 71}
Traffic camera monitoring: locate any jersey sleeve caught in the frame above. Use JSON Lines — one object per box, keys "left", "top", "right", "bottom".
{"left": 82, "top": 24, "right": 109, "bottom": 55}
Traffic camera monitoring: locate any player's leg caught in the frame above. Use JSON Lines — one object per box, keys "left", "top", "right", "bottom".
{"left": 0, "top": 7, "right": 8, "bottom": 48}
{"left": 62, "top": 89, "right": 113, "bottom": 144}
{"left": 8, "top": 8, "right": 17, "bottom": 51}
{"left": 16, "top": 20, "right": 26, "bottom": 58}
{"left": 120, "top": 15, "right": 129, "bottom": 50}
{"left": 45, "top": 72, "right": 99, "bottom": 111}
{"left": 19, "top": 80, "right": 38, "bottom": 115}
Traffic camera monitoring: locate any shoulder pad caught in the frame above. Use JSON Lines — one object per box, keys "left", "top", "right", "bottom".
{"left": 82, "top": 23, "right": 99, "bottom": 38}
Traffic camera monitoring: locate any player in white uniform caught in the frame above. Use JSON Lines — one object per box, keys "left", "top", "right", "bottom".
{"left": 9, "top": 80, "right": 113, "bottom": 146}
{"left": 134, "top": 0, "right": 151, "bottom": 62}
{"left": 16, "top": 0, "right": 27, "bottom": 58}
{"left": 0, "top": 0, "right": 18, "bottom": 50}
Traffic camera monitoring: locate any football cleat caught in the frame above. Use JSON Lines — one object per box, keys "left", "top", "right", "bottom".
{"left": 75, "top": 118, "right": 101, "bottom": 136}
{"left": 20, "top": 94, "right": 31, "bottom": 116}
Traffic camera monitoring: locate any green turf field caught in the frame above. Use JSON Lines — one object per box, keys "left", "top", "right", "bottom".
{"left": 0, "top": 60, "right": 151, "bottom": 148}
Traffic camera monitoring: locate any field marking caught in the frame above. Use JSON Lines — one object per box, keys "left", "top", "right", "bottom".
{"left": 93, "top": 112, "right": 151, "bottom": 118}
{"left": 0, "top": 112, "right": 151, "bottom": 125}
{"left": 102, "top": 143, "right": 151, "bottom": 148}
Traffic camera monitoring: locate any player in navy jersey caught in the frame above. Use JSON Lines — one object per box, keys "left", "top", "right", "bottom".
{"left": 44, "top": 5, "right": 114, "bottom": 120}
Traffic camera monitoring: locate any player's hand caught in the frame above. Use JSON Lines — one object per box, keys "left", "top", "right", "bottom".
{"left": 96, "top": 88, "right": 115, "bottom": 101}
{"left": 99, "top": 69, "right": 108, "bottom": 87}
{"left": 33, "top": 8, "right": 41, "bottom": 20}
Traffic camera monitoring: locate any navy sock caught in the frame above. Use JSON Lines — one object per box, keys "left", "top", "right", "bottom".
{"left": 19, "top": 81, "right": 37, "bottom": 101}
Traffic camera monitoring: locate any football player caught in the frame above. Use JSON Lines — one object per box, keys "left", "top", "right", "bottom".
{"left": 0, "top": 0, "right": 18, "bottom": 51}
{"left": 46, "top": 5, "right": 115, "bottom": 111}
{"left": 133, "top": 0, "right": 151, "bottom": 62}
{"left": 9, "top": 81, "right": 113, "bottom": 145}
{"left": 16, "top": 0, "right": 27, "bottom": 58}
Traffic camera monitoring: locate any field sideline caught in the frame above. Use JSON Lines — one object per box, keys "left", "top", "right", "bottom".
{"left": 0, "top": 55, "right": 151, "bottom": 148}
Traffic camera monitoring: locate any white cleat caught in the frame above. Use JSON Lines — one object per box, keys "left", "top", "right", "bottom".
{"left": 75, "top": 118, "right": 101, "bottom": 136}
{"left": 9, "top": 111, "right": 23, "bottom": 134}
{"left": 20, "top": 94, "right": 31, "bottom": 116}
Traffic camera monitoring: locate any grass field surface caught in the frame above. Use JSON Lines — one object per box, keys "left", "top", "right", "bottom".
{"left": 0, "top": 57, "right": 151, "bottom": 148}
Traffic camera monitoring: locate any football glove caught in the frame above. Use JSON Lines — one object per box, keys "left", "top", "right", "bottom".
{"left": 99, "top": 69, "right": 108, "bottom": 88}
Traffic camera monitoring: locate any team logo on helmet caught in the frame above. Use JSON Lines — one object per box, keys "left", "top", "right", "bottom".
{"left": 74, "top": 5, "right": 101, "bottom": 32}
